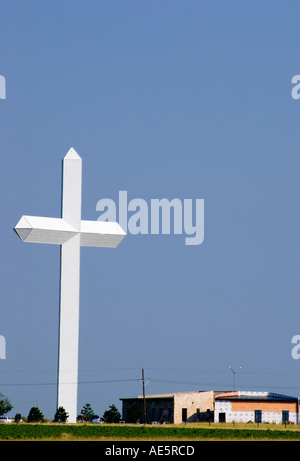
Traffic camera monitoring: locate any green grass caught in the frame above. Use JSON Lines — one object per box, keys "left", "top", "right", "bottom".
{"left": 1, "top": 423, "right": 300, "bottom": 441}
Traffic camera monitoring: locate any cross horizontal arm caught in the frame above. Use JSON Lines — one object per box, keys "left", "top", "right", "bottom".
{"left": 14, "top": 216, "right": 78, "bottom": 245}
{"left": 80, "top": 220, "right": 126, "bottom": 248}
{"left": 14, "top": 215, "right": 126, "bottom": 248}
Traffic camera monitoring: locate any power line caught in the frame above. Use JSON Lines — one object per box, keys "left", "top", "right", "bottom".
{"left": 148, "top": 378, "right": 300, "bottom": 392}
{"left": 2, "top": 375, "right": 300, "bottom": 394}
{"left": 0, "top": 378, "right": 140, "bottom": 387}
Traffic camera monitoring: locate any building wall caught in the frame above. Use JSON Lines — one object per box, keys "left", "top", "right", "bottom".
{"left": 121, "top": 397, "right": 174, "bottom": 423}
{"left": 173, "top": 391, "right": 215, "bottom": 424}
{"left": 231, "top": 400, "right": 298, "bottom": 414}
{"left": 146, "top": 398, "right": 174, "bottom": 423}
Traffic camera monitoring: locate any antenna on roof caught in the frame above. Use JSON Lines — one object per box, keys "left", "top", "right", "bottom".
{"left": 229, "top": 366, "right": 242, "bottom": 391}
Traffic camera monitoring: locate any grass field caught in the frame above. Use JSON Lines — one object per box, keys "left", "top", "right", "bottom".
{"left": 1, "top": 422, "right": 300, "bottom": 441}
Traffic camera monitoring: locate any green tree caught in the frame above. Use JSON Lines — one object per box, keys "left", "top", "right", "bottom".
{"left": 80, "top": 403, "right": 95, "bottom": 422}
{"left": 28, "top": 406, "right": 44, "bottom": 423}
{"left": 54, "top": 406, "right": 68, "bottom": 423}
{"left": 0, "top": 393, "right": 13, "bottom": 416}
{"left": 103, "top": 404, "right": 121, "bottom": 423}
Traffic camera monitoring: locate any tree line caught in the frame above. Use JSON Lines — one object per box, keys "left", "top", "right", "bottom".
{"left": 0, "top": 393, "right": 121, "bottom": 423}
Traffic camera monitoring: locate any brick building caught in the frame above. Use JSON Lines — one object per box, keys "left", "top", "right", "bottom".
{"left": 120, "top": 390, "right": 299, "bottom": 425}
{"left": 214, "top": 391, "right": 299, "bottom": 424}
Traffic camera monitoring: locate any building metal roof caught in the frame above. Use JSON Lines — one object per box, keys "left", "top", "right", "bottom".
{"left": 215, "top": 391, "right": 298, "bottom": 402}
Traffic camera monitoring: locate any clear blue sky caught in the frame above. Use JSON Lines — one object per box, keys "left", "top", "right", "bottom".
{"left": 1, "top": 0, "right": 300, "bottom": 419}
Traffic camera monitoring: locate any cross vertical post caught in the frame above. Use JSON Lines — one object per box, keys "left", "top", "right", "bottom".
{"left": 57, "top": 150, "right": 82, "bottom": 422}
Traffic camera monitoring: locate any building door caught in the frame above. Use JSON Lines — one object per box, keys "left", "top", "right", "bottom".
{"left": 254, "top": 410, "right": 262, "bottom": 424}
{"left": 218, "top": 412, "right": 226, "bottom": 423}
{"left": 182, "top": 408, "right": 187, "bottom": 422}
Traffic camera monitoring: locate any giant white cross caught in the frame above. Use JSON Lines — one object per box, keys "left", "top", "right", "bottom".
{"left": 14, "top": 148, "right": 126, "bottom": 423}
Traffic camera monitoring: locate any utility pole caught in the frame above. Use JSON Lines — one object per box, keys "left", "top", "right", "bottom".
{"left": 142, "top": 369, "right": 147, "bottom": 424}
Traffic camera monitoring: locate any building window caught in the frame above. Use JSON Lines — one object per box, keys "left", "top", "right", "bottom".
{"left": 282, "top": 411, "right": 289, "bottom": 423}
{"left": 182, "top": 408, "right": 187, "bottom": 422}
